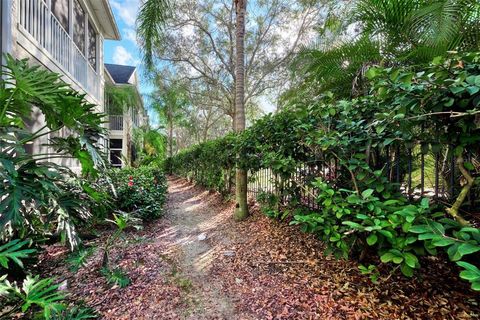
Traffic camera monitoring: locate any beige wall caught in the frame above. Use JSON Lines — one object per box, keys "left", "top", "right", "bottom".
{"left": 7, "top": 0, "right": 112, "bottom": 172}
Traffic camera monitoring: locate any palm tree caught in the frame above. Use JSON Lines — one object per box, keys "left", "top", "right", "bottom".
{"left": 234, "top": 0, "right": 249, "bottom": 220}
{"left": 136, "top": 0, "right": 170, "bottom": 70}
{"left": 149, "top": 79, "right": 188, "bottom": 158}
{"left": 137, "top": 0, "right": 250, "bottom": 219}
{"left": 295, "top": 0, "right": 480, "bottom": 98}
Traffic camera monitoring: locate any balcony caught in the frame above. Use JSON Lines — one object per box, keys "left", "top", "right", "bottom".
{"left": 18, "top": 0, "right": 100, "bottom": 101}
{"left": 108, "top": 112, "right": 144, "bottom": 132}
{"left": 109, "top": 115, "right": 123, "bottom": 131}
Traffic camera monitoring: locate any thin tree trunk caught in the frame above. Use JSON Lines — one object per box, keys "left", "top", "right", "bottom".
{"left": 169, "top": 120, "right": 173, "bottom": 158}
{"left": 234, "top": 0, "right": 248, "bottom": 220}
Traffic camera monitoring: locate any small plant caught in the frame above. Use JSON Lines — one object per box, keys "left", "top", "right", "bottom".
{"left": 0, "top": 239, "right": 36, "bottom": 269}
{"left": 66, "top": 247, "right": 96, "bottom": 272}
{"left": 50, "top": 304, "right": 97, "bottom": 320}
{"left": 174, "top": 276, "right": 193, "bottom": 292}
{"left": 257, "top": 192, "right": 288, "bottom": 220}
{"left": 0, "top": 275, "right": 66, "bottom": 319}
{"left": 101, "top": 267, "right": 130, "bottom": 288}
{"left": 102, "top": 212, "right": 142, "bottom": 268}
{"left": 358, "top": 264, "right": 380, "bottom": 283}
{"left": 457, "top": 261, "right": 480, "bottom": 291}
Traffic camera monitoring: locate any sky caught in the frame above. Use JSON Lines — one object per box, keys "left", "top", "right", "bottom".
{"left": 104, "top": 0, "right": 152, "bottom": 95}
{"left": 104, "top": 0, "right": 276, "bottom": 117}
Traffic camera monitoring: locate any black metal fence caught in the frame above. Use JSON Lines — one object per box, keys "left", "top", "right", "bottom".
{"left": 246, "top": 144, "right": 480, "bottom": 220}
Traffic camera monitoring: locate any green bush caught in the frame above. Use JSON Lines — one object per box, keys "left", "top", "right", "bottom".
{"left": 109, "top": 167, "right": 167, "bottom": 220}
{"left": 167, "top": 52, "right": 480, "bottom": 290}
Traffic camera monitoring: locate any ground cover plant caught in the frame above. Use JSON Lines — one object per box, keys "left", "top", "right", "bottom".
{"left": 167, "top": 52, "right": 480, "bottom": 291}
{"left": 0, "top": 57, "right": 168, "bottom": 318}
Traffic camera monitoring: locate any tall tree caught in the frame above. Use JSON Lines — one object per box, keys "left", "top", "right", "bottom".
{"left": 234, "top": 0, "right": 248, "bottom": 220}
{"left": 149, "top": 78, "right": 189, "bottom": 158}
{"left": 138, "top": 0, "right": 322, "bottom": 129}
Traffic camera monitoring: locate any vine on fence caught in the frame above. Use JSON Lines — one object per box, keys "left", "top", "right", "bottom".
{"left": 167, "top": 52, "right": 480, "bottom": 290}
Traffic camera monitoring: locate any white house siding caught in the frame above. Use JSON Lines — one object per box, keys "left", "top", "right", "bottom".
{"left": 3, "top": 0, "right": 118, "bottom": 172}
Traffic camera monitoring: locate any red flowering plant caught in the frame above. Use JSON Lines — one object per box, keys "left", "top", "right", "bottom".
{"left": 110, "top": 167, "right": 167, "bottom": 220}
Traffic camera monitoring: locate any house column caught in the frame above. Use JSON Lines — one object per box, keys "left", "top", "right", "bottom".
{"left": 1, "top": 0, "right": 13, "bottom": 66}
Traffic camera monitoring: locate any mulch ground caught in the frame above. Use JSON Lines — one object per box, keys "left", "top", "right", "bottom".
{"left": 35, "top": 177, "right": 479, "bottom": 319}
{"left": 36, "top": 221, "right": 188, "bottom": 319}
{"left": 211, "top": 202, "right": 480, "bottom": 319}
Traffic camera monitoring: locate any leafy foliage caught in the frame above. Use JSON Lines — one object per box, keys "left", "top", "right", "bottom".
{"left": 66, "top": 247, "right": 96, "bottom": 272}
{"left": 293, "top": 0, "right": 480, "bottom": 97}
{"left": 0, "top": 239, "right": 35, "bottom": 269}
{"left": 109, "top": 166, "right": 168, "bottom": 220}
{"left": 0, "top": 275, "right": 66, "bottom": 319}
{"left": 50, "top": 305, "right": 97, "bottom": 320}
{"left": 100, "top": 267, "right": 131, "bottom": 288}
{"left": 168, "top": 52, "right": 480, "bottom": 289}
{"left": 0, "top": 56, "right": 108, "bottom": 249}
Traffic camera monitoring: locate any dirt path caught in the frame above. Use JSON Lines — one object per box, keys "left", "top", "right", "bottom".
{"left": 39, "top": 176, "right": 480, "bottom": 319}
{"left": 161, "top": 176, "right": 238, "bottom": 319}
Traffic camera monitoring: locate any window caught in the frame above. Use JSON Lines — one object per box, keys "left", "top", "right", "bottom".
{"left": 51, "top": 0, "right": 69, "bottom": 31}
{"left": 109, "top": 139, "right": 123, "bottom": 167}
{"left": 73, "top": 0, "right": 85, "bottom": 53}
{"left": 88, "top": 20, "right": 97, "bottom": 70}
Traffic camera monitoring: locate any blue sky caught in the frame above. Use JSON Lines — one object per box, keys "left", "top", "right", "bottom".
{"left": 104, "top": 0, "right": 153, "bottom": 96}
{"left": 104, "top": 0, "right": 276, "bottom": 117}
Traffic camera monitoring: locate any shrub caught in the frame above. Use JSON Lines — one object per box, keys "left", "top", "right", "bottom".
{"left": 167, "top": 52, "right": 480, "bottom": 290}
{"left": 109, "top": 167, "right": 167, "bottom": 220}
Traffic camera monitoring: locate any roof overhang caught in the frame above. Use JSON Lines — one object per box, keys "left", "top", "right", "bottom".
{"left": 89, "top": 0, "right": 121, "bottom": 40}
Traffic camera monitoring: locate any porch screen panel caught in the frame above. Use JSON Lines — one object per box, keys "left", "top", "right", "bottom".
{"left": 88, "top": 20, "right": 97, "bottom": 70}
{"left": 73, "top": 0, "right": 85, "bottom": 53}
{"left": 51, "top": 0, "right": 69, "bottom": 31}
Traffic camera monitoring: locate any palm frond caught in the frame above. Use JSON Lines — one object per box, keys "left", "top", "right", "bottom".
{"left": 294, "top": 37, "right": 381, "bottom": 97}
{"left": 136, "top": 0, "right": 171, "bottom": 71}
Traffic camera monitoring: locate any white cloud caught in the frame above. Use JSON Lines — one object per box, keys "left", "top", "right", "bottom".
{"left": 123, "top": 28, "right": 138, "bottom": 44}
{"left": 113, "top": 46, "right": 135, "bottom": 65}
{"left": 111, "top": 0, "right": 140, "bottom": 27}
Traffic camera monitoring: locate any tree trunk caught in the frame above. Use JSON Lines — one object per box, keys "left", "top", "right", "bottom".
{"left": 234, "top": 0, "right": 248, "bottom": 220}
{"left": 168, "top": 120, "right": 173, "bottom": 158}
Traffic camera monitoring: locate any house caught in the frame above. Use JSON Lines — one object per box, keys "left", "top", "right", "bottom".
{"left": 1, "top": 0, "right": 120, "bottom": 169}
{"left": 104, "top": 63, "right": 147, "bottom": 168}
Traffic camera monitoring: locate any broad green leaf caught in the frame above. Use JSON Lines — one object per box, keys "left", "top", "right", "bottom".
{"left": 403, "top": 253, "right": 418, "bottom": 268}
{"left": 401, "top": 263, "right": 414, "bottom": 277}
{"left": 366, "top": 234, "right": 378, "bottom": 246}
{"left": 458, "top": 243, "right": 480, "bottom": 257}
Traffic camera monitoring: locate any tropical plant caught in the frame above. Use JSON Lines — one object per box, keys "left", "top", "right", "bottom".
{"left": 168, "top": 52, "right": 480, "bottom": 289}
{"left": 100, "top": 267, "right": 131, "bottom": 288}
{"left": 136, "top": 0, "right": 171, "bottom": 70}
{"left": 133, "top": 125, "right": 167, "bottom": 159}
{"left": 0, "top": 239, "right": 36, "bottom": 269}
{"left": 148, "top": 78, "right": 189, "bottom": 158}
{"left": 234, "top": 0, "right": 249, "bottom": 220}
{"left": 293, "top": 0, "right": 480, "bottom": 97}
{"left": 0, "top": 55, "right": 108, "bottom": 249}
{"left": 0, "top": 275, "right": 66, "bottom": 319}
{"left": 66, "top": 246, "right": 96, "bottom": 272}
{"left": 50, "top": 305, "right": 97, "bottom": 320}
{"left": 101, "top": 211, "right": 143, "bottom": 269}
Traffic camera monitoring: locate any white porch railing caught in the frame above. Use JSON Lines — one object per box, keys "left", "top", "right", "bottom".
{"left": 109, "top": 115, "right": 123, "bottom": 131}
{"left": 18, "top": 0, "right": 101, "bottom": 101}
